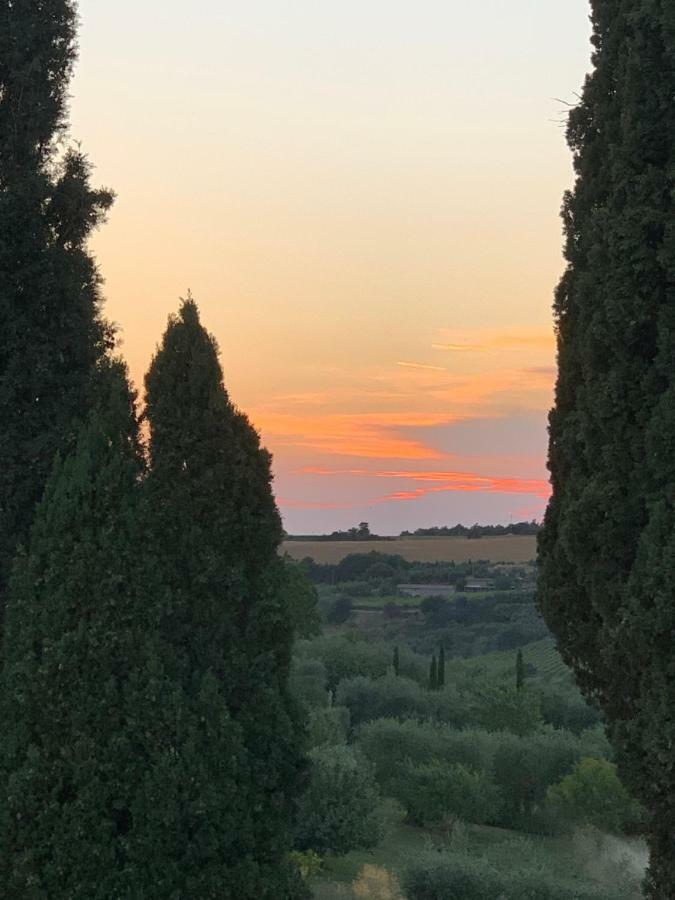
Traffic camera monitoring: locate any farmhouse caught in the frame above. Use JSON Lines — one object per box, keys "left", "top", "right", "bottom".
{"left": 465, "top": 578, "right": 495, "bottom": 592}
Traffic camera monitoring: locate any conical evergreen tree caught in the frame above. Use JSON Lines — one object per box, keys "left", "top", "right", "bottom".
{"left": 393, "top": 646, "right": 400, "bottom": 677}
{"left": 538, "top": 5, "right": 675, "bottom": 892}
{"left": 429, "top": 654, "right": 438, "bottom": 691}
{"left": 516, "top": 650, "right": 524, "bottom": 693}
{"left": 0, "top": 1, "right": 114, "bottom": 612}
{"left": 0, "top": 362, "right": 175, "bottom": 895}
{"left": 437, "top": 645, "right": 445, "bottom": 689}
{"left": 144, "top": 298, "right": 307, "bottom": 898}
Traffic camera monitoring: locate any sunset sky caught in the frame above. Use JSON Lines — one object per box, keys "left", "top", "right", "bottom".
{"left": 72, "top": 1, "right": 592, "bottom": 534}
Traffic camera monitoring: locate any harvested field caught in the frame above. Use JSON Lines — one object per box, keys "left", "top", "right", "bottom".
{"left": 282, "top": 535, "right": 537, "bottom": 564}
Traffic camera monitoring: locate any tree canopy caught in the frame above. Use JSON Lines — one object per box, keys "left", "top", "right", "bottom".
{"left": 538, "top": 4, "right": 675, "bottom": 893}
{"left": 0, "top": 0, "right": 114, "bottom": 612}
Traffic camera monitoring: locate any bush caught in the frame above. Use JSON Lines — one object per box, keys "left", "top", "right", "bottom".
{"left": 538, "top": 684, "right": 600, "bottom": 734}
{"left": 403, "top": 853, "right": 623, "bottom": 900}
{"left": 352, "top": 864, "right": 403, "bottom": 900}
{"left": 547, "top": 757, "right": 644, "bottom": 834}
{"left": 295, "top": 745, "right": 383, "bottom": 855}
{"left": 466, "top": 682, "right": 543, "bottom": 735}
{"left": 337, "top": 674, "right": 429, "bottom": 727}
{"left": 356, "top": 719, "right": 498, "bottom": 797}
{"left": 492, "top": 729, "right": 585, "bottom": 831}
{"left": 307, "top": 706, "right": 350, "bottom": 748}
{"left": 398, "top": 760, "right": 501, "bottom": 827}
{"left": 402, "top": 855, "right": 502, "bottom": 900}
{"left": 327, "top": 595, "right": 353, "bottom": 624}
{"left": 290, "top": 657, "right": 329, "bottom": 709}
{"left": 295, "top": 636, "right": 426, "bottom": 690}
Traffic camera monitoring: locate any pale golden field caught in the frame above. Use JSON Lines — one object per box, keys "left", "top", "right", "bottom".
{"left": 282, "top": 535, "right": 537, "bottom": 564}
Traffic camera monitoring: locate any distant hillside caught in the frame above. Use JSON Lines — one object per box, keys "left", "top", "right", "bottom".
{"left": 282, "top": 535, "right": 538, "bottom": 565}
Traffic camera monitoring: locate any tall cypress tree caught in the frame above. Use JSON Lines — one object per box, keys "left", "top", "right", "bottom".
{"left": 429, "top": 654, "right": 438, "bottom": 691}
{"left": 1, "top": 362, "right": 159, "bottom": 895}
{"left": 437, "top": 645, "right": 445, "bottom": 689}
{"left": 538, "top": 5, "right": 675, "bottom": 893}
{"left": 0, "top": 0, "right": 113, "bottom": 609}
{"left": 144, "top": 298, "right": 307, "bottom": 898}
{"left": 516, "top": 649, "right": 524, "bottom": 693}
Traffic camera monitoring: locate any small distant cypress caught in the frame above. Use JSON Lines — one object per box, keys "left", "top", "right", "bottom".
{"left": 438, "top": 645, "right": 446, "bottom": 689}
{"left": 393, "top": 646, "right": 400, "bottom": 677}
{"left": 429, "top": 654, "right": 438, "bottom": 691}
{"left": 516, "top": 649, "right": 525, "bottom": 692}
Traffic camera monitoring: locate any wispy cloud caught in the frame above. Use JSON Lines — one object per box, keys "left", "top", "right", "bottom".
{"left": 252, "top": 411, "right": 459, "bottom": 460}
{"left": 433, "top": 330, "right": 555, "bottom": 354}
{"left": 397, "top": 360, "right": 447, "bottom": 372}
{"left": 300, "top": 466, "right": 550, "bottom": 502}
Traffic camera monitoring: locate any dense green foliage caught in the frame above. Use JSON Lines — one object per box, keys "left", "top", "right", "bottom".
{"left": 547, "top": 757, "right": 643, "bottom": 835}
{"left": 143, "top": 300, "right": 307, "bottom": 897}
{"left": 0, "top": 0, "right": 114, "bottom": 607}
{"left": 401, "top": 521, "right": 540, "bottom": 538}
{"left": 537, "top": 5, "right": 675, "bottom": 892}
{"left": 398, "top": 761, "right": 500, "bottom": 828}
{"left": 1, "top": 364, "right": 183, "bottom": 895}
{"left": 295, "top": 745, "right": 383, "bottom": 855}
{"left": 402, "top": 853, "right": 621, "bottom": 900}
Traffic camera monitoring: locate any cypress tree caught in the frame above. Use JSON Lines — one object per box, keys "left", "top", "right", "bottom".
{"left": 393, "top": 646, "right": 400, "bottom": 677}
{"left": 538, "top": 5, "right": 675, "bottom": 892}
{"left": 516, "top": 649, "right": 524, "bottom": 693}
{"left": 437, "top": 645, "right": 446, "bottom": 689}
{"left": 144, "top": 298, "right": 307, "bottom": 898}
{"left": 1, "top": 363, "right": 160, "bottom": 894}
{"left": 0, "top": 0, "right": 114, "bottom": 610}
{"left": 429, "top": 654, "right": 438, "bottom": 691}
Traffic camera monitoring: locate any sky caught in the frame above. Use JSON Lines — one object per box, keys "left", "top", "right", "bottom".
{"left": 71, "top": 1, "right": 593, "bottom": 534}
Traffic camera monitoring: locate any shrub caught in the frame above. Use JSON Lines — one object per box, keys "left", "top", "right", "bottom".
{"left": 290, "top": 657, "right": 329, "bottom": 709}
{"left": 402, "top": 855, "right": 502, "bottom": 900}
{"left": 327, "top": 595, "right": 353, "bottom": 624}
{"left": 547, "top": 758, "right": 644, "bottom": 834}
{"left": 403, "top": 853, "right": 623, "bottom": 900}
{"left": 337, "top": 674, "right": 429, "bottom": 727}
{"left": 307, "top": 706, "right": 350, "bottom": 748}
{"left": 356, "top": 719, "right": 497, "bottom": 796}
{"left": 398, "top": 760, "right": 501, "bottom": 827}
{"left": 352, "top": 865, "right": 403, "bottom": 900}
{"left": 295, "top": 746, "right": 383, "bottom": 855}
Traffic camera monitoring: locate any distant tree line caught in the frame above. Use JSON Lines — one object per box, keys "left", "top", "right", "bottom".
{"left": 285, "top": 522, "right": 394, "bottom": 542}
{"left": 401, "top": 521, "right": 540, "bottom": 538}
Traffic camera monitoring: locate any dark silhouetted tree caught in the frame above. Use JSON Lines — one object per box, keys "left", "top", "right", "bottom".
{"left": 144, "top": 298, "right": 307, "bottom": 898}
{"left": 0, "top": 0, "right": 114, "bottom": 614}
{"left": 429, "top": 654, "right": 438, "bottom": 691}
{"left": 538, "top": 5, "right": 675, "bottom": 893}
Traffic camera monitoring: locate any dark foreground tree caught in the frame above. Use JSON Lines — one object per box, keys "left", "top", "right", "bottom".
{"left": 538, "top": 5, "right": 675, "bottom": 893}
{"left": 1, "top": 362, "right": 292, "bottom": 898}
{"left": 0, "top": 0, "right": 114, "bottom": 610}
{"left": 144, "top": 299, "right": 307, "bottom": 898}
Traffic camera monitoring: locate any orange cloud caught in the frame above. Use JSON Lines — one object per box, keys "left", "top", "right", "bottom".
{"left": 251, "top": 410, "right": 459, "bottom": 460}
{"left": 433, "top": 330, "right": 555, "bottom": 354}
{"left": 300, "top": 466, "right": 551, "bottom": 502}
{"left": 397, "top": 361, "right": 447, "bottom": 372}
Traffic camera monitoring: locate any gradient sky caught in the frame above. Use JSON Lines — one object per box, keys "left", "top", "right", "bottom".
{"left": 71, "top": 1, "right": 592, "bottom": 534}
